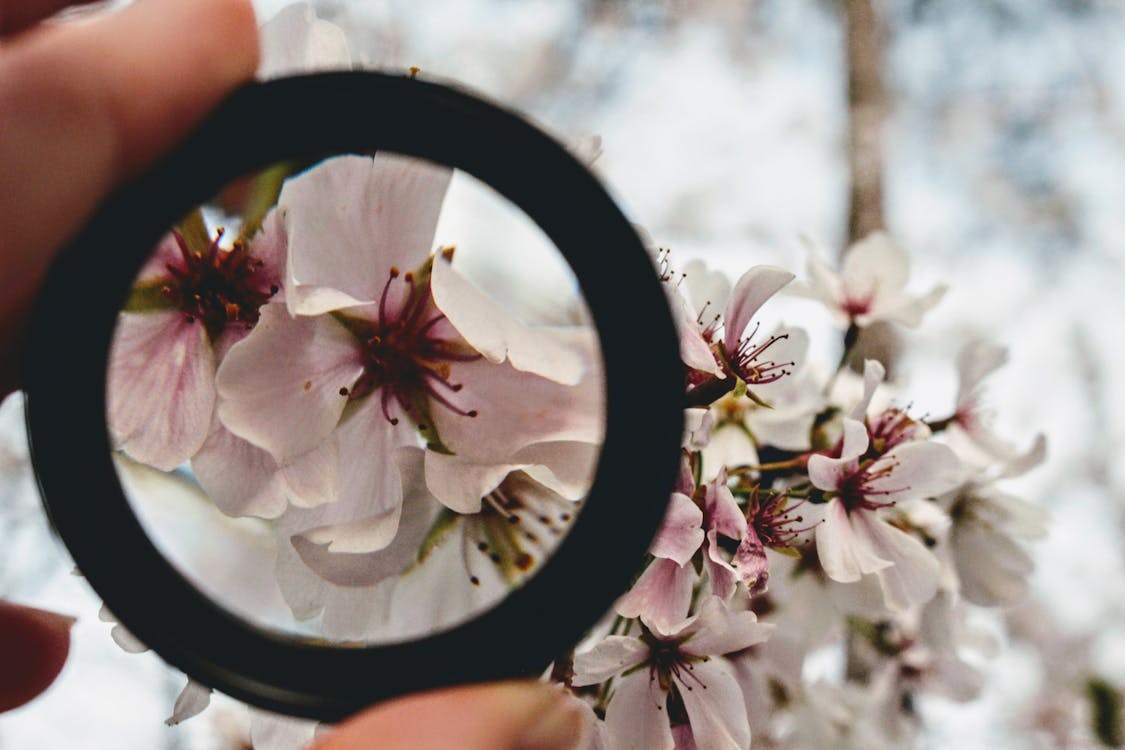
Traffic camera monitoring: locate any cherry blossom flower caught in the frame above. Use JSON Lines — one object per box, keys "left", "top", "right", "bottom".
{"left": 794, "top": 232, "right": 946, "bottom": 329}
{"left": 107, "top": 216, "right": 284, "bottom": 471}
{"left": 215, "top": 155, "right": 600, "bottom": 573}
{"left": 659, "top": 254, "right": 796, "bottom": 398}
{"left": 573, "top": 597, "right": 773, "bottom": 750}
{"left": 256, "top": 2, "right": 351, "bottom": 80}
{"left": 809, "top": 418, "right": 961, "bottom": 610}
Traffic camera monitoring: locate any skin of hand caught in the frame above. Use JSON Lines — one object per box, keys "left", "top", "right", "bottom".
{"left": 0, "top": 2, "right": 584, "bottom": 748}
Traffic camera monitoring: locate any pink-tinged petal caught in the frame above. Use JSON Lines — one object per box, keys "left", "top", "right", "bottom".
{"left": 705, "top": 539, "right": 739, "bottom": 601}
{"left": 815, "top": 499, "right": 892, "bottom": 583}
{"left": 424, "top": 450, "right": 509, "bottom": 513}
{"left": 705, "top": 473, "right": 746, "bottom": 541}
{"left": 108, "top": 311, "right": 215, "bottom": 470}
{"left": 216, "top": 302, "right": 364, "bottom": 462}
{"left": 699, "top": 424, "right": 757, "bottom": 483}
{"left": 282, "top": 154, "right": 452, "bottom": 316}
{"left": 435, "top": 358, "right": 604, "bottom": 463}
{"left": 732, "top": 532, "right": 770, "bottom": 595}
{"left": 430, "top": 257, "right": 587, "bottom": 385}
{"left": 861, "top": 284, "right": 947, "bottom": 328}
{"left": 572, "top": 636, "right": 651, "bottom": 686}
{"left": 866, "top": 441, "right": 963, "bottom": 502}
{"left": 841, "top": 231, "right": 909, "bottom": 300}
{"left": 955, "top": 339, "right": 1008, "bottom": 409}
{"left": 243, "top": 208, "right": 287, "bottom": 297}
{"left": 672, "top": 725, "right": 699, "bottom": 750}
{"left": 652, "top": 492, "right": 705, "bottom": 564}
{"left": 673, "top": 292, "right": 722, "bottom": 375}
{"left": 288, "top": 443, "right": 433, "bottom": 588}
{"left": 998, "top": 433, "right": 1048, "bottom": 479}
{"left": 136, "top": 232, "right": 183, "bottom": 283}
{"left": 839, "top": 417, "right": 870, "bottom": 460}
{"left": 854, "top": 512, "right": 941, "bottom": 610}
{"left": 682, "top": 259, "right": 732, "bottom": 318}
{"left": 257, "top": 2, "right": 350, "bottom": 80}
{"left": 515, "top": 441, "right": 599, "bottom": 500}
{"left": 615, "top": 557, "right": 696, "bottom": 634}
{"left": 676, "top": 659, "right": 752, "bottom": 750}
{"left": 605, "top": 672, "right": 675, "bottom": 750}
{"left": 192, "top": 419, "right": 288, "bottom": 518}
{"left": 848, "top": 359, "right": 886, "bottom": 421}
{"left": 280, "top": 436, "right": 340, "bottom": 509}
{"left": 292, "top": 395, "right": 407, "bottom": 553}
{"left": 165, "top": 679, "right": 211, "bottom": 726}
{"left": 722, "top": 265, "right": 794, "bottom": 354}
{"left": 683, "top": 596, "right": 774, "bottom": 657}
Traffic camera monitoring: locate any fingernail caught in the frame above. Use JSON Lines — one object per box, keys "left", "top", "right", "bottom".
{"left": 513, "top": 693, "right": 585, "bottom": 750}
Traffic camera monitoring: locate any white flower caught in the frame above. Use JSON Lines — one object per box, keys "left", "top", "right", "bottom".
{"left": 809, "top": 418, "right": 961, "bottom": 610}
{"left": 794, "top": 232, "right": 946, "bottom": 328}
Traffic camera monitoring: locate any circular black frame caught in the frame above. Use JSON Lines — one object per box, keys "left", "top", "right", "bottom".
{"left": 23, "top": 72, "right": 684, "bottom": 720}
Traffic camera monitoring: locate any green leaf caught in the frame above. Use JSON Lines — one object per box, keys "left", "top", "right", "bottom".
{"left": 177, "top": 208, "right": 211, "bottom": 255}
{"left": 417, "top": 508, "right": 459, "bottom": 564}
{"left": 238, "top": 162, "right": 297, "bottom": 241}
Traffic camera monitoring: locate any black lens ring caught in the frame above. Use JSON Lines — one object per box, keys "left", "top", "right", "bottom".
{"left": 24, "top": 72, "right": 683, "bottom": 720}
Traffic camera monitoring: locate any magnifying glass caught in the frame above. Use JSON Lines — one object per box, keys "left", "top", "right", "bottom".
{"left": 23, "top": 72, "right": 683, "bottom": 720}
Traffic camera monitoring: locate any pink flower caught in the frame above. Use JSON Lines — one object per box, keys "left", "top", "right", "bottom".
{"left": 107, "top": 218, "right": 284, "bottom": 471}
{"left": 809, "top": 418, "right": 961, "bottom": 610}
{"left": 215, "top": 154, "right": 601, "bottom": 579}
{"left": 573, "top": 597, "right": 773, "bottom": 750}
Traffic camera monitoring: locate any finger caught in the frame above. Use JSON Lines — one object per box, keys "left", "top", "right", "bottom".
{"left": 0, "top": 0, "right": 99, "bottom": 36}
{"left": 0, "top": 601, "right": 74, "bottom": 712}
{"left": 313, "top": 682, "right": 585, "bottom": 750}
{"left": 0, "top": 0, "right": 259, "bottom": 396}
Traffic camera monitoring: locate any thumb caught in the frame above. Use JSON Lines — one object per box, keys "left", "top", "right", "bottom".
{"left": 313, "top": 682, "right": 586, "bottom": 750}
{"left": 0, "top": 601, "right": 74, "bottom": 712}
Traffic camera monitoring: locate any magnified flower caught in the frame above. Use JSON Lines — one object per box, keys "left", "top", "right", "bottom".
{"left": 573, "top": 596, "right": 773, "bottom": 750}
{"left": 794, "top": 232, "right": 946, "bottom": 329}
{"left": 216, "top": 154, "right": 601, "bottom": 576}
{"left": 107, "top": 214, "right": 284, "bottom": 471}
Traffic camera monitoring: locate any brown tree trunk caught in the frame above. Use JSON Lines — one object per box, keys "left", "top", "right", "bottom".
{"left": 844, "top": 0, "right": 885, "bottom": 244}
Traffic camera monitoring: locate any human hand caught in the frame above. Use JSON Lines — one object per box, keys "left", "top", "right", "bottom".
{"left": 0, "top": 4, "right": 585, "bottom": 747}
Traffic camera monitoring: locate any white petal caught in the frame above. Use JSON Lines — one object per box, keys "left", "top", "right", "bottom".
{"left": 424, "top": 450, "right": 508, "bottom": 513}
{"left": 615, "top": 558, "right": 696, "bottom": 634}
{"left": 848, "top": 359, "right": 886, "bottom": 420}
{"left": 248, "top": 711, "right": 319, "bottom": 750}
{"left": 290, "top": 395, "right": 408, "bottom": 555}
{"left": 258, "top": 3, "right": 351, "bottom": 79}
{"left": 280, "top": 435, "right": 340, "bottom": 509}
{"left": 651, "top": 492, "right": 705, "bottom": 564}
{"left": 572, "top": 636, "right": 650, "bottom": 686}
{"left": 815, "top": 499, "right": 892, "bottom": 583}
{"left": 514, "top": 441, "right": 599, "bottom": 500}
{"left": 604, "top": 672, "right": 675, "bottom": 750}
{"left": 108, "top": 312, "right": 215, "bottom": 470}
{"left": 282, "top": 154, "right": 451, "bottom": 316}
{"left": 430, "top": 257, "right": 587, "bottom": 385}
{"left": 288, "top": 444, "right": 437, "bottom": 588}
{"left": 682, "top": 259, "right": 732, "bottom": 317}
{"left": 192, "top": 418, "right": 288, "bottom": 518}
{"left": 216, "top": 302, "right": 363, "bottom": 462}
{"left": 955, "top": 339, "right": 1008, "bottom": 408}
{"left": 863, "top": 283, "right": 947, "bottom": 328}
{"left": 673, "top": 292, "right": 722, "bottom": 375}
{"left": 165, "top": 679, "right": 211, "bottom": 726}
{"left": 699, "top": 424, "right": 757, "bottom": 483}
{"left": 841, "top": 232, "right": 909, "bottom": 300}
{"left": 683, "top": 596, "right": 774, "bottom": 656}
{"left": 722, "top": 265, "right": 794, "bottom": 354}
{"left": 434, "top": 358, "right": 604, "bottom": 463}
{"left": 677, "top": 659, "right": 752, "bottom": 750}
{"left": 856, "top": 512, "right": 941, "bottom": 610}
{"left": 867, "top": 441, "right": 963, "bottom": 502}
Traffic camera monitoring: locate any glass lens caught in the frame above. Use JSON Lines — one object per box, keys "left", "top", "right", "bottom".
{"left": 105, "top": 152, "right": 604, "bottom": 643}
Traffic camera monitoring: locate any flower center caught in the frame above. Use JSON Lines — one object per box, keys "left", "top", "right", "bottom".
{"left": 340, "top": 265, "right": 480, "bottom": 428}
{"left": 163, "top": 230, "right": 278, "bottom": 341}
{"left": 838, "top": 456, "right": 905, "bottom": 512}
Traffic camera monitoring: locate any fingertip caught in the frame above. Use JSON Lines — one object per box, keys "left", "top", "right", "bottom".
{"left": 314, "top": 682, "right": 585, "bottom": 750}
{"left": 0, "top": 602, "right": 74, "bottom": 713}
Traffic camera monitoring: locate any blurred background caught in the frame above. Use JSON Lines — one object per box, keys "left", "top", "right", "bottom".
{"left": 4, "top": 0, "right": 1125, "bottom": 746}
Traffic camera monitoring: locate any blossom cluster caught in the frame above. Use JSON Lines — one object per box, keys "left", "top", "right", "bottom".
{"left": 100, "top": 7, "right": 1047, "bottom": 747}
{"left": 552, "top": 233, "right": 1047, "bottom": 749}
